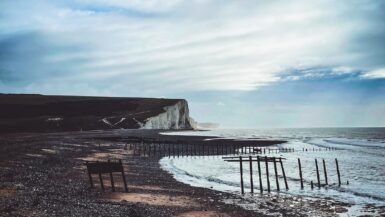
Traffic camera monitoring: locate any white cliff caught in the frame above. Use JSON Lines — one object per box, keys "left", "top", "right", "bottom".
{"left": 142, "top": 100, "right": 195, "bottom": 130}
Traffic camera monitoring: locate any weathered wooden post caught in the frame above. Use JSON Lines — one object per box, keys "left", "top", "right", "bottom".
{"left": 280, "top": 158, "right": 288, "bottom": 190}
{"left": 273, "top": 157, "right": 280, "bottom": 191}
{"left": 97, "top": 161, "right": 105, "bottom": 192}
{"left": 298, "top": 158, "right": 304, "bottom": 189}
{"left": 315, "top": 159, "right": 320, "bottom": 189}
{"left": 179, "top": 144, "right": 181, "bottom": 158}
{"left": 86, "top": 161, "right": 94, "bottom": 188}
{"left": 265, "top": 156, "right": 270, "bottom": 193}
{"left": 240, "top": 156, "right": 244, "bottom": 194}
{"left": 172, "top": 143, "right": 175, "bottom": 158}
{"left": 120, "top": 160, "right": 128, "bottom": 192}
{"left": 323, "top": 159, "right": 328, "bottom": 185}
{"left": 168, "top": 143, "right": 171, "bottom": 158}
{"left": 336, "top": 158, "right": 341, "bottom": 186}
{"left": 154, "top": 143, "right": 157, "bottom": 157}
{"left": 257, "top": 156, "right": 263, "bottom": 193}
{"left": 249, "top": 156, "right": 254, "bottom": 193}
{"left": 108, "top": 160, "right": 116, "bottom": 192}
{"left": 311, "top": 181, "right": 314, "bottom": 189}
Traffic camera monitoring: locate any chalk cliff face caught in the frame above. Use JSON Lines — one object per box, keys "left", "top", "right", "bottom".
{"left": 142, "top": 100, "right": 195, "bottom": 130}
{"left": 0, "top": 94, "right": 195, "bottom": 133}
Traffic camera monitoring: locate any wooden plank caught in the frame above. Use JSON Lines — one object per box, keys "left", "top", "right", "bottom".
{"left": 265, "top": 156, "right": 270, "bottom": 193}
{"left": 323, "top": 159, "right": 328, "bottom": 185}
{"left": 240, "top": 156, "right": 244, "bottom": 194}
{"left": 108, "top": 160, "right": 115, "bottom": 192}
{"left": 249, "top": 156, "right": 254, "bottom": 193}
{"left": 298, "top": 158, "right": 304, "bottom": 189}
{"left": 273, "top": 157, "right": 280, "bottom": 191}
{"left": 315, "top": 159, "right": 320, "bottom": 189}
{"left": 280, "top": 158, "right": 288, "bottom": 190}
{"left": 336, "top": 158, "right": 341, "bottom": 186}
{"left": 257, "top": 156, "right": 263, "bottom": 193}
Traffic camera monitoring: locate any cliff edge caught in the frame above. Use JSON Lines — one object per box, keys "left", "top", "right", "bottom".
{"left": 0, "top": 94, "right": 195, "bottom": 133}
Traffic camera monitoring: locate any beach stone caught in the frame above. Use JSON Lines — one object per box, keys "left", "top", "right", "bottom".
{"left": 335, "top": 206, "right": 348, "bottom": 213}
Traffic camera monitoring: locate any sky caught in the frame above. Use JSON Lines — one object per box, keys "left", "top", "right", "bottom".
{"left": 1, "top": 0, "right": 385, "bottom": 128}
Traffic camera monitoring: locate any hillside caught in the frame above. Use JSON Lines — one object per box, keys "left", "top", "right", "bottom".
{"left": 0, "top": 94, "right": 195, "bottom": 133}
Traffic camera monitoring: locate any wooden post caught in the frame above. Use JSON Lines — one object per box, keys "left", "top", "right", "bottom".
{"left": 273, "top": 157, "right": 280, "bottom": 191}
{"left": 108, "top": 160, "right": 115, "bottom": 192}
{"left": 249, "top": 156, "right": 254, "bottom": 193}
{"left": 154, "top": 143, "right": 157, "bottom": 157}
{"left": 257, "top": 156, "right": 263, "bottom": 193}
{"left": 280, "top": 158, "right": 288, "bottom": 190}
{"left": 148, "top": 144, "right": 151, "bottom": 157}
{"left": 173, "top": 144, "right": 175, "bottom": 158}
{"left": 144, "top": 143, "right": 147, "bottom": 157}
{"left": 265, "top": 156, "right": 270, "bottom": 193}
{"left": 168, "top": 143, "right": 171, "bottom": 158}
{"left": 323, "top": 159, "right": 328, "bottom": 185}
{"left": 204, "top": 144, "right": 206, "bottom": 156}
{"left": 221, "top": 145, "right": 224, "bottom": 156}
{"left": 240, "top": 156, "right": 244, "bottom": 194}
{"left": 176, "top": 144, "right": 180, "bottom": 158}
{"left": 86, "top": 161, "right": 94, "bottom": 188}
{"left": 315, "top": 159, "right": 320, "bottom": 189}
{"left": 97, "top": 161, "right": 105, "bottom": 192}
{"left": 120, "top": 160, "right": 128, "bottom": 192}
{"left": 336, "top": 158, "right": 341, "bottom": 186}
{"left": 311, "top": 181, "right": 314, "bottom": 189}
{"left": 177, "top": 144, "right": 180, "bottom": 158}
{"left": 298, "top": 158, "right": 304, "bottom": 189}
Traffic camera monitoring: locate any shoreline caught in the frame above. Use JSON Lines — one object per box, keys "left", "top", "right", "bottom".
{"left": 0, "top": 130, "right": 355, "bottom": 216}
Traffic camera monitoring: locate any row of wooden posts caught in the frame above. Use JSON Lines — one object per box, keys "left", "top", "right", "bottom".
{"left": 125, "top": 142, "right": 339, "bottom": 158}
{"left": 224, "top": 156, "right": 345, "bottom": 194}
{"left": 223, "top": 156, "right": 288, "bottom": 194}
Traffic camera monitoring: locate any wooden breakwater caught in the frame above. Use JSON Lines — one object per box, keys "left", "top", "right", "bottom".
{"left": 122, "top": 141, "right": 340, "bottom": 158}
{"left": 223, "top": 156, "right": 347, "bottom": 194}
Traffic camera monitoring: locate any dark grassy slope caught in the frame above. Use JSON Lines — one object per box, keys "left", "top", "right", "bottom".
{"left": 0, "top": 94, "right": 192, "bottom": 133}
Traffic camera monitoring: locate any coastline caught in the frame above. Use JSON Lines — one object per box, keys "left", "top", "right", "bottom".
{"left": 0, "top": 130, "right": 352, "bottom": 216}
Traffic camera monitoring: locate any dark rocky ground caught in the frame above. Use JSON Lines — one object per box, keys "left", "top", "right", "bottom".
{"left": 0, "top": 130, "right": 362, "bottom": 217}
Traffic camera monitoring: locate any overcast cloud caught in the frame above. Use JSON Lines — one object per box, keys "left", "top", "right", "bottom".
{"left": 1, "top": 0, "right": 384, "bottom": 127}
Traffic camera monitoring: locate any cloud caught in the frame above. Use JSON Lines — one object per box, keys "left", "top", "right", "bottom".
{"left": 0, "top": 0, "right": 385, "bottom": 96}
{"left": 361, "top": 68, "right": 385, "bottom": 79}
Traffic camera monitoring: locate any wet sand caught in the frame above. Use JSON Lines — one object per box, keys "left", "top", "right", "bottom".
{"left": 0, "top": 129, "right": 352, "bottom": 216}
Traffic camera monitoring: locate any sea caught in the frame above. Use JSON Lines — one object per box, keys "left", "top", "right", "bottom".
{"left": 159, "top": 128, "right": 385, "bottom": 216}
